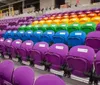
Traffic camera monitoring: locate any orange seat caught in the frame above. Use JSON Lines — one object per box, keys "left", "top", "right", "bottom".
{"left": 55, "top": 16, "right": 62, "bottom": 19}
{"left": 43, "top": 17, "right": 49, "bottom": 20}
{"left": 88, "top": 13, "right": 97, "bottom": 18}
{"left": 91, "top": 16, "right": 100, "bottom": 24}
{"left": 79, "top": 17, "right": 90, "bottom": 24}
{"left": 49, "top": 16, "right": 55, "bottom": 20}
{"left": 78, "top": 14, "right": 87, "bottom": 18}
{"left": 62, "top": 15, "right": 69, "bottom": 19}
{"left": 69, "top": 18, "right": 79, "bottom": 24}
{"left": 70, "top": 14, "right": 78, "bottom": 18}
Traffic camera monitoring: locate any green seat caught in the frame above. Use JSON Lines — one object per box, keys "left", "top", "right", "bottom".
{"left": 67, "top": 23, "right": 81, "bottom": 33}
{"left": 41, "top": 24, "right": 49, "bottom": 32}
{"left": 25, "top": 25, "right": 33, "bottom": 31}
{"left": 32, "top": 25, "right": 40, "bottom": 32}
{"left": 81, "top": 22, "right": 96, "bottom": 34}
{"left": 47, "top": 24, "right": 58, "bottom": 32}
{"left": 57, "top": 24, "right": 68, "bottom": 31}
{"left": 18, "top": 25, "right": 26, "bottom": 31}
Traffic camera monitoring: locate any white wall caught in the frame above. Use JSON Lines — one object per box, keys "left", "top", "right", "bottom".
{"left": 40, "top": 0, "right": 55, "bottom": 9}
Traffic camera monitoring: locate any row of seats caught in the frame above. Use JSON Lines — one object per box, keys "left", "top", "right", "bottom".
{"left": 0, "top": 60, "right": 66, "bottom": 85}
{"left": 19, "top": 22, "right": 99, "bottom": 34}
{"left": 3, "top": 30, "right": 86, "bottom": 47}
{"left": 32, "top": 16, "right": 100, "bottom": 26}
{"left": 0, "top": 39, "right": 100, "bottom": 85}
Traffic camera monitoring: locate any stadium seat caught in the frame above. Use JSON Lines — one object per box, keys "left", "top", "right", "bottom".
{"left": 94, "top": 51, "right": 100, "bottom": 85}
{"left": 0, "top": 38, "right": 5, "bottom": 57}
{"left": 41, "top": 24, "right": 49, "bottom": 32}
{"left": 53, "top": 30, "right": 69, "bottom": 44}
{"left": 96, "top": 23, "right": 100, "bottom": 31}
{"left": 69, "top": 18, "right": 79, "bottom": 24}
{"left": 67, "top": 23, "right": 81, "bottom": 33}
{"left": 67, "top": 31, "right": 86, "bottom": 47}
{"left": 34, "top": 74, "right": 66, "bottom": 85}
{"left": 66, "top": 45, "right": 95, "bottom": 82}
{"left": 18, "top": 25, "right": 26, "bottom": 31}
{"left": 30, "top": 42, "right": 49, "bottom": 68}
{"left": 48, "top": 24, "right": 58, "bottom": 32}
{"left": 25, "top": 25, "right": 33, "bottom": 31}
{"left": 44, "top": 44, "right": 68, "bottom": 75}
{"left": 3, "top": 38, "right": 13, "bottom": 59}
{"left": 0, "top": 60, "right": 14, "bottom": 85}
{"left": 86, "top": 31, "right": 100, "bottom": 53}
{"left": 17, "top": 40, "right": 34, "bottom": 65}
{"left": 10, "top": 39, "right": 22, "bottom": 61}
{"left": 91, "top": 16, "right": 100, "bottom": 24}
{"left": 30, "top": 30, "right": 43, "bottom": 43}
{"left": 61, "top": 18, "right": 69, "bottom": 24}
{"left": 12, "top": 30, "right": 19, "bottom": 40}
{"left": 79, "top": 17, "right": 90, "bottom": 24}
{"left": 18, "top": 31, "right": 27, "bottom": 41}
{"left": 3, "top": 30, "right": 12, "bottom": 39}
{"left": 25, "top": 30, "right": 33, "bottom": 40}
{"left": 32, "top": 25, "right": 40, "bottom": 32}
{"left": 81, "top": 22, "right": 96, "bottom": 34}
{"left": 46, "top": 20, "right": 53, "bottom": 25}
{"left": 13, "top": 66, "right": 34, "bottom": 85}
{"left": 57, "top": 24, "right": 68, "bottom": 31}
{"left": 42, "top": 30, "right": 55, "bottom": 44}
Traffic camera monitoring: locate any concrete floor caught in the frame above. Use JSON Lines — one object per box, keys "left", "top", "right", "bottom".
{"left": 0, "top": 58, "right": 90, "bottom": 85}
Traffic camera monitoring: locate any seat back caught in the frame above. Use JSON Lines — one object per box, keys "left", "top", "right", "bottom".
{"left": 45, "top": 43, "right": 68, "bottom": 70}
{"left": 42, "top": 30, "right": 55, "bottom": 44}
{"left": 25, "top": 31, "right": 33, "bottom": 40}
{"left": 30, "top": 42, "right": 49, "bottom": 64}
{"left": 13, "top": 66, "right": 34, "bottom": 85}
{"left": 3, "top": 30, "right": 12, "bottom": 39}
{"left": 68, "top": 31, "right": 86, "bottom": 47}
{"left": 12, "top": 31, "right": 19, "bottom": 40}
{"left": 86, "top": 31, "right": 100, "bottom": 53}
{"left": 34, "top": 74, "right": 66, "bottom": 85}
{"left": 18, "top": 31, "right": 26, "bottom": 41}
{"left": 67, "top": 45, "right": 95, "bottom": 77}
{"left": 53, "top": 30, "right": 69, "bottom": 44}
{"left": 0, "top": 60, "right": 14, "bottom": 85}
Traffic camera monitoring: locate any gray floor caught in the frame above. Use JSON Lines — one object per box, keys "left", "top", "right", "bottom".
{"left": 1, "top": 58, "right": 89, "bottom": 85}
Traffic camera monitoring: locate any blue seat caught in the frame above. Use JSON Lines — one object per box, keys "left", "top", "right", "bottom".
{"left": 18, "top": 31, "right": 27, "bottom": 41}
{"left": 12, "top": 30, "right": 19, "bottom": 40}
{"left": 3, "top": 30, "right": 12, "bottom": 39}
{"left": 53, "top": 30, "right": 69, "bottom": 44}
{"left": 25, "top": 30, "right": 33, "bottom": 40}
{"left": 67, "top": 31, "right": 86, "bottom": 47}
{"left": 42, "top": 30, "right": 55, "bottom": 44}
{"left": 30, "top": 30, "right": 43, "bottom": 43}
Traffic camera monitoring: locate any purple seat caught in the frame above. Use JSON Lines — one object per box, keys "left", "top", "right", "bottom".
{"left": 94, "top": 51, "right": 100, "bottom": 84}
{"left": 0, "top": 60, "right": 14, "bottom": 85}
{"left": 10, "top": 39, "right": 22, "bottom": 61}
{"left": 30, "top": 42, "right": 49, "bottom": 66}
{"left": 44, "top": 43, "right": 68, "bottom": 71}
{"left": 3, "top": 38, "right": 13, "bottom": 59}
{"left": 34, "top": 74, "right": 66, "bottom": 85}
{"left": 17, "top": 40, "right": 34, "bottom": 64}
{"left": 13, "top": 66, "right": 34, "bottom": 85}
{"left": 0, "top": 38, "right": 5, "bottom": 56}
{"left": 66, "top": 45, "right": 95, "bottom": 77}
{"left": 86, "top": 31, "right": 100, "bottom": 53}
{"left": 96, "top": 23, "right": 100, "bottom": 31}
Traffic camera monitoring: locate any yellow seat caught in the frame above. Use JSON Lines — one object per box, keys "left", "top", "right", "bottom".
{"left": 69, "top": 18, "right": 79, "bottom": 24}
{"left": 32, "top": 21, "right": 39, "bottom": 25}
{"left": 45, "top": 20, "right": 53, "bottom": 25}
{"left": 39, "top": 20, "right": 46, "bottom": 25}
{"left": 79, "top": 17, "right": 90, "bottom": 24}
{"left": 91, "top": 16, "right": 100, "bottom": 24}
{"left": 61, "top": 18, "right": 69, "bottom": 24}
{"left": 53, "top": 19, "right": 61, "bottom": 25}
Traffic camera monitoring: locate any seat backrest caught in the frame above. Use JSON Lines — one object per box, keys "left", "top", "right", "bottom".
{"left": 25, "top": 31, "right": 33, "bottom": 40}
{"left": 33, "top": 42, "right": 49, "bottom": 54}
{"left": 69, "top": 45, "right": 95, "bottom": 63}
{"left": 11, "top": 39, "right": 22, "bottom": 49}
{"left": 13, "top": 66, "right": 34, "bottom": 85}
{"left": 48, "top": 43, "right": 68, "bottom": 57}
{"left": 95, "top": 51, "right": 100, "bottom": 75}
{"left": 21, "top": 40, "right": 34, "bottom": 51}
{"left": 86, "top": 31, "right": 100, "bottom": 52}
{"left": 4, "top": 38, "right": 13, "bottom": 47}
{"left": 0, "top": 60, "right": 14, "bottom": 83}
{"left": 0, "top": 38, "right": 5, "bottom": 46}
{"left": 34, "top": 74, "right": 66, "bottom": 85}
